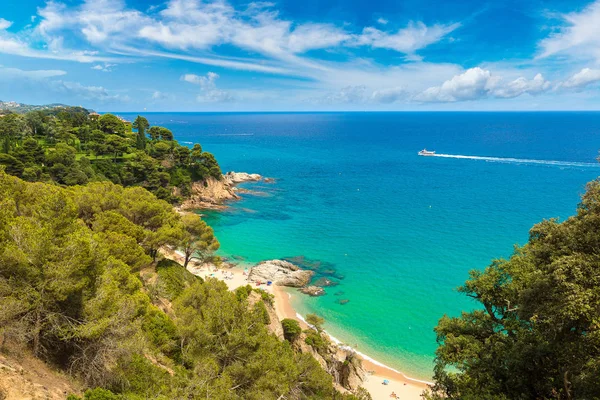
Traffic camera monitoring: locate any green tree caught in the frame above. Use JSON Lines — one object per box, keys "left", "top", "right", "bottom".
{"left": 0, "top": 154, "right": 25, "bottom": 176}
{"left": 306, "top": 313, "right": 325, "bottom": 332}
{"left": 281, "top": 318, "right": 302, "bottom": 342}
{"left": 98, "top": 114, "right": 126, "bottom": 136}
{"left": 426, "top": 179, "right": 600, "bottom": 400}
{"left": 180, "top": 213, "right": 220, "bottom": 268}
{"left": 132, "top": 115, "right": 149, "bottom": 150}
{"left": 105, "top": 134, "right": 131, "bottom": 161}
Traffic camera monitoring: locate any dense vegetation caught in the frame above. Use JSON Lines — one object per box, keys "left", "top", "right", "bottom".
{"left": 427, "top": 179, "right": 600, "bottom": 399}
{"left": 0, "top": 171, "right": 364, "bottom": 399}
{"left": 0, "top": 108, "right": 221, "bottom": 202}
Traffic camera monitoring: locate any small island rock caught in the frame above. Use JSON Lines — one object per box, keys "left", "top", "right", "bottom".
{"left": 248, "top": 259, "right": 313, "bottom": 287}
{"left": 223, "top": 171, "right": 262, "bottom": 185}
{"left": 299, "top": 286, "right": 326, "bottom": 296}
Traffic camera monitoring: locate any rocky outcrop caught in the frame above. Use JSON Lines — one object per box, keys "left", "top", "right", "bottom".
{"left": 293, "top": 331, "right": 366, "bottom": 392}
{"left": 223, "top": 171, "right": 262, "bottom": 185}
{"left": 180, "top": 171, "right": 266, "bottom": 210}
{"left": 248, "top": 260, "right": 313, "bottom": 287}
{"left": 300, "top": 286, "right": 326, "bottom": 296}
{"left": 247, "top": 291, "right": 284, "bottom": 340}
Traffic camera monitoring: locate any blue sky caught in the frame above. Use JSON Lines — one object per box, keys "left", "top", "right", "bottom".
{"left": 1, "top": 0, "right": 600, "bottom": 111}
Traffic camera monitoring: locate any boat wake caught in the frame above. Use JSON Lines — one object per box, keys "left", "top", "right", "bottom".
{"left": 430, "top": 153, "right": 600, "bottom": 168}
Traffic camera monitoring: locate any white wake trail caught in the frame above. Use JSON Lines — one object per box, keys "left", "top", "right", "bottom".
{"left": 430, "top": 153, "right": 600, "bottom": 168}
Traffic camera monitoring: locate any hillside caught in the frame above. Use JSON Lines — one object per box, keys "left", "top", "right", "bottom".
{"left": 0, "top": 101, "right": 90, "bottom": 114}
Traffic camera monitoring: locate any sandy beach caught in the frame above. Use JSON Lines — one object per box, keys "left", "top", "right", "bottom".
{"left": 162, "top": 248, "right": 428, "bottom": 400}
{"left": 273, "top": 286, "right": 429, "bottom": 400}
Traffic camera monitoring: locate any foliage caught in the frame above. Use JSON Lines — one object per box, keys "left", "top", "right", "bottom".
{"left": 155, "top": 259, "right": 200, "bottom": 300}
{"left": 426, "top": 179, "right": 600, "bottom": 400}
{"left": 0, "top": 171, "right": 351, "bottom": 400}
{"left": 281, "top": 318, "right": 302, "bottom": 342}
{"left": 306, "top": 313, "right": 325, "bottom": 331}
{"left": 305, "top": 329, "right": 328, "bottom": 352}
{"left": 180, "top": 213, "right": 219, "bottom": 268}
{"left": 0, "top": 108, "right": 223, "bottom": 204}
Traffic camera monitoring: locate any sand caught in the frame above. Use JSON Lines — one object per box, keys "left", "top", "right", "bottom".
{"left": 161, "top": 248, "right": 430, "bottom": 400}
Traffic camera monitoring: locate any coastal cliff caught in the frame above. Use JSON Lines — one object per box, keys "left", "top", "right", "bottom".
{"left": 180, "top": 171, "right": 264, "bottom": 210}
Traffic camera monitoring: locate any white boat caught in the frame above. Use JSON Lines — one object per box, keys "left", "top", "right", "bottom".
{"left": 418, "top": 149, "right": 436, "bottom": 156}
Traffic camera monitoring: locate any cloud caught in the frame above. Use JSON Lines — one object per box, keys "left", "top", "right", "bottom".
{"left": 181, "top": 72, "right": 234, "bottom": 102}
{"left": 91, "top": 63, "right": 116, "bottom": 72}
{"left": 371, "top": 87, "right": 408, "bottom": 103}
{"left": 415, "top": 68, "right": 554, "bottom": 102}
{"left": 354, "top": 21, "right": 461, "bottom": 55}
{"left": 0, "top": 19, "right": 12, "bottom": 30}
{"left": 494, "top": 73, "right": 551, "bottom": 98}
{"left": 151, "top": 91, "right": 172, "bottom": 100}
{"left": 377, "top": 18, "right": 388, "bottom": 25}
{"left": 47, "top": 80, "right": 129, "bottom": 102}
{"left": 561, "top": 68, "right": 600, "bottom": 89}
{"left": 538, "top": 1, "right": 600, "bottom": 62}
{"left": 415, "top": 67, "right": 498, "bottom": 102}
{"left": 18, "top": 0, "right": 457, "bottom": 76}
{"left": 0, "top": 65, "right": 67, "bottom": 80}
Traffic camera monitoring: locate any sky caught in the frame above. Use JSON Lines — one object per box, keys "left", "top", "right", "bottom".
{"left": 2, "top": 0, "right": 600, "bottom": 111}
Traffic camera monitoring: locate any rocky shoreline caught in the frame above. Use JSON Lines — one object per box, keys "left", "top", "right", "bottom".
{"left": 180, "top": 171, "right": 270, "bottom": 211}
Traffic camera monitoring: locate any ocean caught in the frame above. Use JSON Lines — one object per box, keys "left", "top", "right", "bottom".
{"left": 120, "top": 111, "right": 600, "bottom": 380}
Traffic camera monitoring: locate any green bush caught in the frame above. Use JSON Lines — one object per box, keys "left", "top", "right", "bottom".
{"left": 281, "top": 318, "right": 302, "bottom": 342}
{"left": 83, "top": 388, "right": 119, "bottom": 400}
{"left": 305, "top": 329, "right": 328, "bottom": 352}
{"left": 156, "top": 259, "right": 200, "bottom": 300}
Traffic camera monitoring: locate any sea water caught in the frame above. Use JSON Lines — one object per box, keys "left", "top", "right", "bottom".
{"left": 120, "top": 111, "right": 600, "bottom": 380}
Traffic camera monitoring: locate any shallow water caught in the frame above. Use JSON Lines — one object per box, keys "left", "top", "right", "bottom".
{"left": 120, "top": 111, "right": 600, "bottom": 379}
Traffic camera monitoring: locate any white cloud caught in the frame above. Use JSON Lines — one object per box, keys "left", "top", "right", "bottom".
{"left": 0, "top": 65, "right": 67, "bottom": 80}
{"left": 415, "top": 67, "right": 498, "bottom": 102}
{"left": 416, "top": 68, "right": 554, "bottom": 102}
{"left": 377, "top": 18, "right": 388, "bottom": 25}
{"left": 23, "top": 0, "right": 457, "bottom": 75}
{"left": 151, "top": 91, "right": 171, "bottom": 100}
{"left": 561, "top": 68, "right": 600, "bottom": 89}
{"left": 91, "top": 63, "right": 117, "bottom": 72}
{"left": 181, "top": 72, "right": 234, "bottom": 102}
{"left": 494, "top": 73, "right": 551, "bottom": 98}
{"left": 354, "top": 21, "right": 460, "bottom": 55}
{"left": 539, "top": 1, "right": 600, "bottom": 62}
{"left": 371, "top": 87, "right": 408, "bottom": 103}
{"left": 0, "top": 19, "right": 12, "bottom": 30}
{"left": 47, "top": 80, "right": 128, "bottom": 102}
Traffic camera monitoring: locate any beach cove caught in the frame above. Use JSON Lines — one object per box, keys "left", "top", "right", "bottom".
{"left": 160, "top": 246, "right": 430, "bottom": 399}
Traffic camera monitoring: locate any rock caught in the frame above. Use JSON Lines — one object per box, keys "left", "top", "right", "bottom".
{"left": 180, "top": 177, "right": 239, "bottom": 210}
{"left": 248, "top": 259, "right": 313, "bottom": 287}
{"left": 247, "top": 291, "right": 284, "bottom": 340}
{"left": 313, "top": 277, "right": 339, "bottom": 287}
{"left": 223, "top": 171, "right": 262, "bottom": 185}
{"left": 336, "top": 299, "right": 350, "bottom": 305}
{"left": 338, "top": 353, "right": 366, "bottom": 391}
{"left": 334, "top": 291, "right": 345, "bottom": 296}
{"left": 300, "top": 286, "right": 326, "bottom": 296}
{"left": 264, "top": 177, "right": 276, "bottom": 183}
{"left": 180, "top": 172, "right": 267, "bottom": 210}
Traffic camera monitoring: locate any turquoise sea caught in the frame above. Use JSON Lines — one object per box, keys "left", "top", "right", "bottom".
{"left": 121, "top": 112, "right": 600, "bottom": 380}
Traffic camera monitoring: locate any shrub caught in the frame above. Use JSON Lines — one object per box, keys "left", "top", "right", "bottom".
{"left": 281, "top": 318, "right": 302, "bottom": 342}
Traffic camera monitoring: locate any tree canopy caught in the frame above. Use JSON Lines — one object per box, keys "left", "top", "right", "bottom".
{"left": 0, "top": 170, "right": 366, "bottom": 400}
{"left": 0, "top": 108, "right": 222, "bottom": 203}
